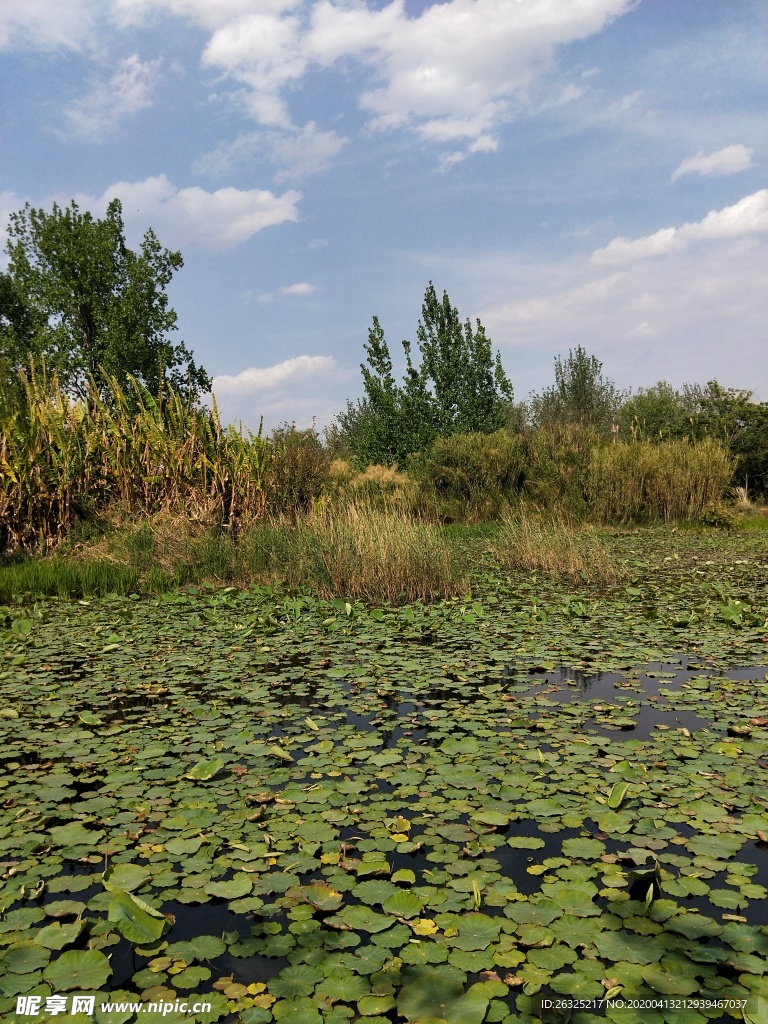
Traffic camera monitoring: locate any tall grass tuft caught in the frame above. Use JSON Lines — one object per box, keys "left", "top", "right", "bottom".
{"left": 492, "top": 511, "right": 622, "bottom": 587}
{"left": 0, "top": 558, "right": 139, "bottom": 603}
{"left": 241, "top": 503, "right": 465, "bottom": 602}
{"left": 585, "top": 438, "right": 732, "bottom": 523}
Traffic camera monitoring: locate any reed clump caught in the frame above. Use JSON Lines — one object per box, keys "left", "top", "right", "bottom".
{"left": 0, "top": 367, "right": 332, "bottom": 554}
{"left": 585, "top": 438, "right": 733, "bottom": 523}
{"left": 492, "top": 510, "right": 622, "bottom": 587}
{"left": 241, "top": 503, "right": 465, "bottom": 602}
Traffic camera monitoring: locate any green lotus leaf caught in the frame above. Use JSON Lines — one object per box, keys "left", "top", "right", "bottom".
{"left": 103, "top": 863, "right": 151, "bottom": 892}
{"left": 326, "top": 906, "right": 395, "bottom": 933}
{"left": 396, "top": 971, "right": 489, "bottom": 1024}
{"left": 171, "top": 965, "right": 211, "bottom": 989}
{"left": 354, "top": 879, "right": 398, "bottom": 905}
{"left": 43, "top": 949, "right": 112, "bottom": 990}
{"left": 561, "top": 837, "right": 606, "bottom": 859}
{"left": 449, "top": 950, "right": 495, "bottom": 972}
{"left": 108, "top": 891, "right": 167, "bottom": 944}
{"left": 267, "top": 744, "right": 294, "bottom": 763}
{"left": 526, "top": 798, "right": 566, "bottom": 817}
{"left": 720, "top": 923, "right": 768, "bottom": 955}
{"left": 545, "top": 888, "right": 600, "bottom": 917}
{"left": 506, "top": 836, "right": 546, "bottom": 849}
{"left": 392, "top": 869, "right": 416, "bottom": 885}
{"left": 48, "top": 823, "right": 104, "bottom": 847}
{"left": 166, "top": 935, "right": 227, "bottom": 961}
{"left": 471, "top": 810, "right": 509, "bottom": 828}
{"left": 548, "top": 970, "right": 605, "bottom": 999}
{"left": 269, "top": 964, "right": 323, "bottom": 998}
{"left": 549, "top": 914, "right": 604, "bottom": 947}
{"left": 504, "top": 900, "right": 562, "bottom": 925}
{"left": 2, "top": 942, "right": 51, "bottom": 974}
{"left": 642, "top": 964, "right": 700, "bottom": 995}
{"left": 595, "top": 810, "right": 634, "bottom": 834}
{"left": 382, "top": 891, "right": 424, "bottom": 919}
{"left": 440, "top": 737, "right": 480, "bottom": 755}
{"left": 594, "top": 930, "right": 665, "bottom": 964}
{"left": 725, "top": 951, "right": 767, "bottom": 974}
{"left": 44, "top": 900, "right": 88, "bottom": 918}
{"left": 315, "top": 972, "right": 370, "bottom": 1002}
{"left": 35, "top": 921, "right": 85, "bottom": 950}
{"left": 686, "top": 834, "right": 744, "bottom": 859}
{"left": 184, "top": 757, "right": 226, "bottom": 780}
{"left": 451, "top": 913, "right": 501, "bottom": 951}
{"left": 164, "top": 837, "right": 205, "bottom": 855}
{"left": 357, "top": 993, "right": 396, "bottom": 1015}
{"left": 205, "top": 876, "right": 252, "bottom": 899}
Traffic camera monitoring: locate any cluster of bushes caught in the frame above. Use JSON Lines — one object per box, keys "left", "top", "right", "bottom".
{"left": 0, "top": 365, "right": 746, "bottom": 559}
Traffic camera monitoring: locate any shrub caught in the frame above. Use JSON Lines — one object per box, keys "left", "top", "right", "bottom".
{"left": 585, "top": 438, "right": 732, "bottom": 523}
{"left": 413, "top": 430, "right": 526, "bottom": 521}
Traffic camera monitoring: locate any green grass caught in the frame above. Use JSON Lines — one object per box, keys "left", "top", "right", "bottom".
{"left": 0, "top": 558, "right": 139, "bottom": 603}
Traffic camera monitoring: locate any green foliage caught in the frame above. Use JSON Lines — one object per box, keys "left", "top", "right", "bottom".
{"left": 693, "top": 382, "right": 768, "bottom": 497}
{"left": 413, "top": 430, "right": 526, "bottom": 521}
{"left": 585, "top": 437, "right": 733, "bottom": 523}
{"left": 530, "top": 345, "right": 621, "bottom": 435}
{"left": 618, "top": 381, "right": 701, "bottom": 441}
{"left": 263, "top": 425, "right": 330, "bottom": 515}
{"left": 2, "top": 198, "right": 210, "bottom": 401}
{"left": 338, "top": 283, "right": 512, "bottom": 465}
{"left": 619, "top": 380, "right": 768, "bottom": 497}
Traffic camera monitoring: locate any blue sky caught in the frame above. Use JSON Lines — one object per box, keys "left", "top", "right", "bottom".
{"left": 1, "top": 0, "right": 766, "bottom": 430}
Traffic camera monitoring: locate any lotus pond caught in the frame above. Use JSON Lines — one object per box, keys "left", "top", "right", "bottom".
{"left": 1, "top": 529, "right": 767, "bottom": 1024}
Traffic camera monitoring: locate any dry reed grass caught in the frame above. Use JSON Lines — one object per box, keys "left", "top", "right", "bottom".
{"left": 492, "top": 510, "right": 622, "bottom": 587}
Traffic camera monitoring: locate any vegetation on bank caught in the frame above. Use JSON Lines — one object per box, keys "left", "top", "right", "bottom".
{"left": 1, "top": 196, "right": 766, "bottom": 605}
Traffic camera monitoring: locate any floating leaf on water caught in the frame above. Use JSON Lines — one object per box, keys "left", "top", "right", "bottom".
{"left": 183, "top": 757, "right": 226, "bottom": 780}
{"left": 107, "top": 891, "right": 167, "bottom": 944}
{"left": 43, "top": 949, "right": 112, "bottom": 991}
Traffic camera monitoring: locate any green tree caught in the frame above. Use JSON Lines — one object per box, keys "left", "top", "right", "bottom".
{"left": 530, "top": 345, "right": 621, "bottom": 435}
{"left": 336, "top": 283, "right": 513, "bottom": 465}
{"left": 2, "top": 198, "right": 210, "bottom": 400}
{"left": 618, "top": 381, "right": 700, "bottom": 441}
{"left": 693, "top": 382, "right": 768, "bottom": 496}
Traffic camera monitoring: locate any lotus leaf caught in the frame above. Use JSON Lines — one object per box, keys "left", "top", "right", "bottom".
{"left": 2, "top": 942, "right": 51, "bottom": 974}
{"left": 396, "top": 971, "right": 489, "bottom": 1024}
{"left": 326, "top": 906, "right": 395, "bottom": 933}
{"left": 270, "top": 964, "right": 324, "bottom": 998}
{"left": 108, "top": 891, "right": 167, "bottom": 944}
{"left": 594, "top": 930, "right": 665, "bottom": 964}
{"left": 103, "top": 863, "right": 151, "bottom": 892}
{"left": 43, "top": 949, "right": 111, "bottom": 990}
{"left": 184, "top": 757, "right": 226, "bottom": 780}
{"left": 382, "top": 890, "right": 424, "bottom": 919}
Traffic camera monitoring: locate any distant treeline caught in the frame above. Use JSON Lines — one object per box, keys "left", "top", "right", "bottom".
{"left": 0, "top": 359, "right": 750, "bottom": 556}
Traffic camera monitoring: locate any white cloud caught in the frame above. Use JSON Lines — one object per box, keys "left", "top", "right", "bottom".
{"left": 64, "top": 54, "right": 159, "bottom": 139}
{"left": 281, "top": 282, "right": 315, "bottom": 295}
{"left": 211, "top": 354, "right": 345, "bottom": 430}
{"left": 591, "top": 190, "right": 768, "bottom": 266}
{"left": 444, "top": 207, "right": 767, "bottom": 397}
{"left": 72, "top": 175, "right": 302, "bottom": 250}
{"left": 192, "top": 0, "right": 635, "bottom": 153}
{"left": 3, "top": 0, "right": 638, "bottom": 162}
{"left": 0, "top": 0, "right": 96, "bottom": 50}
{"left": 212, "top": 354, "right": 336, "bottom": 395}
{"left": 195, "top": 122, "right": 347, "bottom": 182}
{"left": 671, "top": 144, "right": 755, "bottom": 181}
